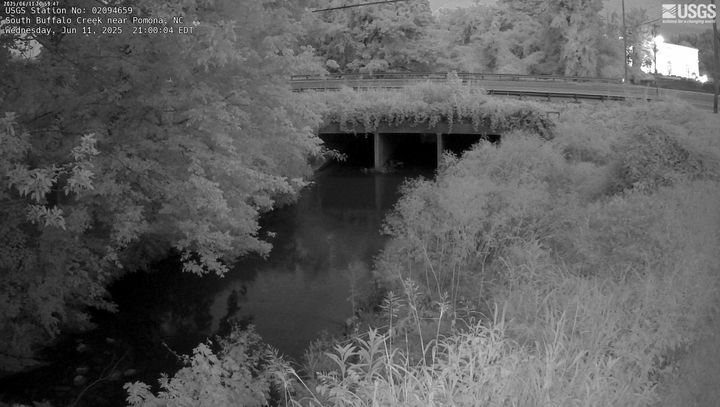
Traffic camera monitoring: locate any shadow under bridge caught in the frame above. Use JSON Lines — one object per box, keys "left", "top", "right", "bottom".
{"left": 318, "top": 120, "right": 500, "bottom": 171}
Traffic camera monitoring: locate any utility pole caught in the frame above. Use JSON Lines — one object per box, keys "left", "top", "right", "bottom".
{"left": 622, "top": 0, "right": 629, "bottom": 84}
{"left": 714, "top": 0, "right": 719, "bottom": 113}
{"left": 653, "top": 25, "right": 658, "bottom": 74}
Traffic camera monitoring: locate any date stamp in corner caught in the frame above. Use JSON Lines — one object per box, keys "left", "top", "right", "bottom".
{"left": 1, "top": 2, "right": 199, "bottom": 37}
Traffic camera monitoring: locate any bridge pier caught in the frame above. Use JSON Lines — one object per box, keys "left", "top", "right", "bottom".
{"left": 436, "top": 133, "right": 444, "bottom": 166}
{"left": 373, "top": 132, "right": 397, "bottom": 171}
{"left": 373, "top": 132, "right": 385, "bottom": 171}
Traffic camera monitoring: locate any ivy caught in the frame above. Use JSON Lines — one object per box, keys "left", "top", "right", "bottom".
{"left": 303, "top": 81, "right": 555, "bottom": 139}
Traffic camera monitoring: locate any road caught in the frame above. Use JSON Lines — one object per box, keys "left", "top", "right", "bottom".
{"left": 290, "top": 76, "right": 716, "bottom": 111}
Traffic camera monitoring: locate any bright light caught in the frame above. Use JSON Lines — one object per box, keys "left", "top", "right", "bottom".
{"left": 698, "top": 74, "right": 709, "bottom": 84}
{"left": 654, "top": 35, "right": 665, "bottom": 45}
{"left": 642, "top": 41, "right": 700, "bottom": 79}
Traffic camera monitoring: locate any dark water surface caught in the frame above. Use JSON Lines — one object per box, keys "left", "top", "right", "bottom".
{"left": 212, "top": 166, "right": 420, "bottom": 358}
{"left": 0, "top": 165, "right": 429, "bottom": 406}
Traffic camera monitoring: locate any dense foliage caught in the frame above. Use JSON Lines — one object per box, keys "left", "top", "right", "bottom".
{"left": 127, "top": 98, "right": 720, "bottom": 406}
{"left": 125, "top": 326, "right": 294, "bottom": 407}
{"left": 303, "top": 0, "right": 627, "bottom": 77}
{"left": 363, "top": 100, "right": 720, "bottom": 405}
{"left": 302, "top": 0, "right": 718, "bottom": 80}
{"left": 0, "top": 0, "right": 325, "bottom": 372}
{"left": 302, "top": 78, "right": 555, "bottom": 138}
{"left": 2, "top": 0, "right": 718, "bottom": 405}
{"left": 302, "top": 0, "right": 436, "bottom": 73}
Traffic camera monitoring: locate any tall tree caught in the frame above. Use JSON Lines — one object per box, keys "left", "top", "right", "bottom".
{"left": 434, "top": 3, "right": 545, "bottom": 74}
{"left": 302, "top": 0, "right": 436, "bottom": 73}
{"left": 542, "top": 0, "right": 606, "bottom": 76}
{"left": 622, "top": 7, "right": 655, "bottom": 79}
{"left": 0, "top": 0, "right": 324, "bottom": 371}
{"left": 434, "top": 0, "right": 620, "bottom": 77}
{"left": 672, "top": 29, "right": 718, "bottom": 80}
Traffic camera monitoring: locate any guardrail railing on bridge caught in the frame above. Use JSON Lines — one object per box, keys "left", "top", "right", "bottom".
{"left": 289, "top": 72, "right": 715, "bottom": 111}
{"left": 289, "top": 72, "right": 652, "bottom": 103}
{"left": 290, "top": 72, "right": 623, "bottom": 85}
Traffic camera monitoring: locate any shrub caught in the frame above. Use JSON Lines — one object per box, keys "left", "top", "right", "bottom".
{"left": 377, "top": 133, "right": 575, "bottom": 305}
{"left": 356, "top": 101, "right": 720, "bottom": 407}
{"left": 124, "top": 326, "right": 295, "bottom": 407}
{"left": 307, "top": 179, "right": 720, "bottom": 406}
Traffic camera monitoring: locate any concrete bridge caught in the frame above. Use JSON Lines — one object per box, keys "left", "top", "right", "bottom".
{"left": 319, "top": 121, "right": 497, "bottom": 171}
{"left": 293, "top": 73, "right": 716, "bottom": 170}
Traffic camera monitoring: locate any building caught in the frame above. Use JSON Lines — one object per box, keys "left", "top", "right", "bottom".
{"left": 643, "top": 38, "right": 700, "bottom": 79}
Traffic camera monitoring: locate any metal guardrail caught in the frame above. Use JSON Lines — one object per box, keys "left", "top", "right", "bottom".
{"left": 486, "top": 89, "right": 627, "bottom": 101}
{"left": 291, "top": 86, "right": 633, "bottom": 102}
{"left": 290, "top": 72, "right": 623, "bottom": 85}
{"left": 288, "top": 73, "right": 682, "bottom": 104}
{"left": 288, "top": 73, "right": 715, "bottom": 111}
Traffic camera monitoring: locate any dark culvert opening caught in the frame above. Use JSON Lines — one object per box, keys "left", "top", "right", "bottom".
{"left": 319, "top": 133, "right": 375, "bottom": 168}
{"left": 319, "top": 133, "right": 439, "bottom": 170}
{"left": 444, "top": 134, "right": 500, "bottom": 157}
{"left": 318, "top": 133, "right": 502, "bottom": 171}
{"left": 389, "top": 134, "right": 437, "bottom": 170}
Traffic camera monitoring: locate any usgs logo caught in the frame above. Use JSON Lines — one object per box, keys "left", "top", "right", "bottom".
{"left": 662, "top": 3, "right": 718, "bottom": 23}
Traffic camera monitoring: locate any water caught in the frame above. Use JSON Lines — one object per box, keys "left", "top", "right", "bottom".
{"left": 0, "top": 165, "right": 429, "bottom": 406}
{"left": 208, "top": 166, "right": 419, "bottom": 358}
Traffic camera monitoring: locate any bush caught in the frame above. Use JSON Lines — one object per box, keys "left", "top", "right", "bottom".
{"left": 377, "top": 133, "right": 575, "bottom": 306}
{"left": 125, "top": 326, "right": 295, "bottom": 407}
{"left": 352, "top": 101, "right": 720, "bottom": 407}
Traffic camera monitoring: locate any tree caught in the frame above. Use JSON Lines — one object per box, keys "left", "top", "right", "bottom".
{"left": 0, "top": 0, "right": 324, "bottom": 371}
{"left": 434, "top": 0, "right": 620, "bottom": 77}
{"left": 672, "top": 29, "right": 718, "bottom": 80}
{"left": 538, "top": 0, "right": 606, "bottom": 76}
{"left": 302, "top": 0, "right": 437, "bottom": 73}
{"left": 434, "top": 4, "right": 545, "bottom": 74}
{"left": 622, "top": 7, "right": 655, "bottom": 79}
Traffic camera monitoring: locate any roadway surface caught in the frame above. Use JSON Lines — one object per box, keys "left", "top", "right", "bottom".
{"left": 290, "top": 74, "right": 716, "bottom": 111}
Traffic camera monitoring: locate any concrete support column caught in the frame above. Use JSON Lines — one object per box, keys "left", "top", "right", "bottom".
{"left": 374, "top": 132, "right": 390, "bottom": 171}
{"left": 436, "top": 132, "right": 444, "bottom": 167}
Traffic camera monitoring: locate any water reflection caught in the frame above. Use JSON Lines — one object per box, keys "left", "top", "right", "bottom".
{"left": 209, "top": 166, "right": 424, "bottom": 359}
{"left": 0, "top": 166, "right": 429, "bottom": 407}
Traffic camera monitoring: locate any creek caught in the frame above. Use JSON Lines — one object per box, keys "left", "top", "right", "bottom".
{"left": 0, "top": 164, "right": 431, "bottom": 406}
